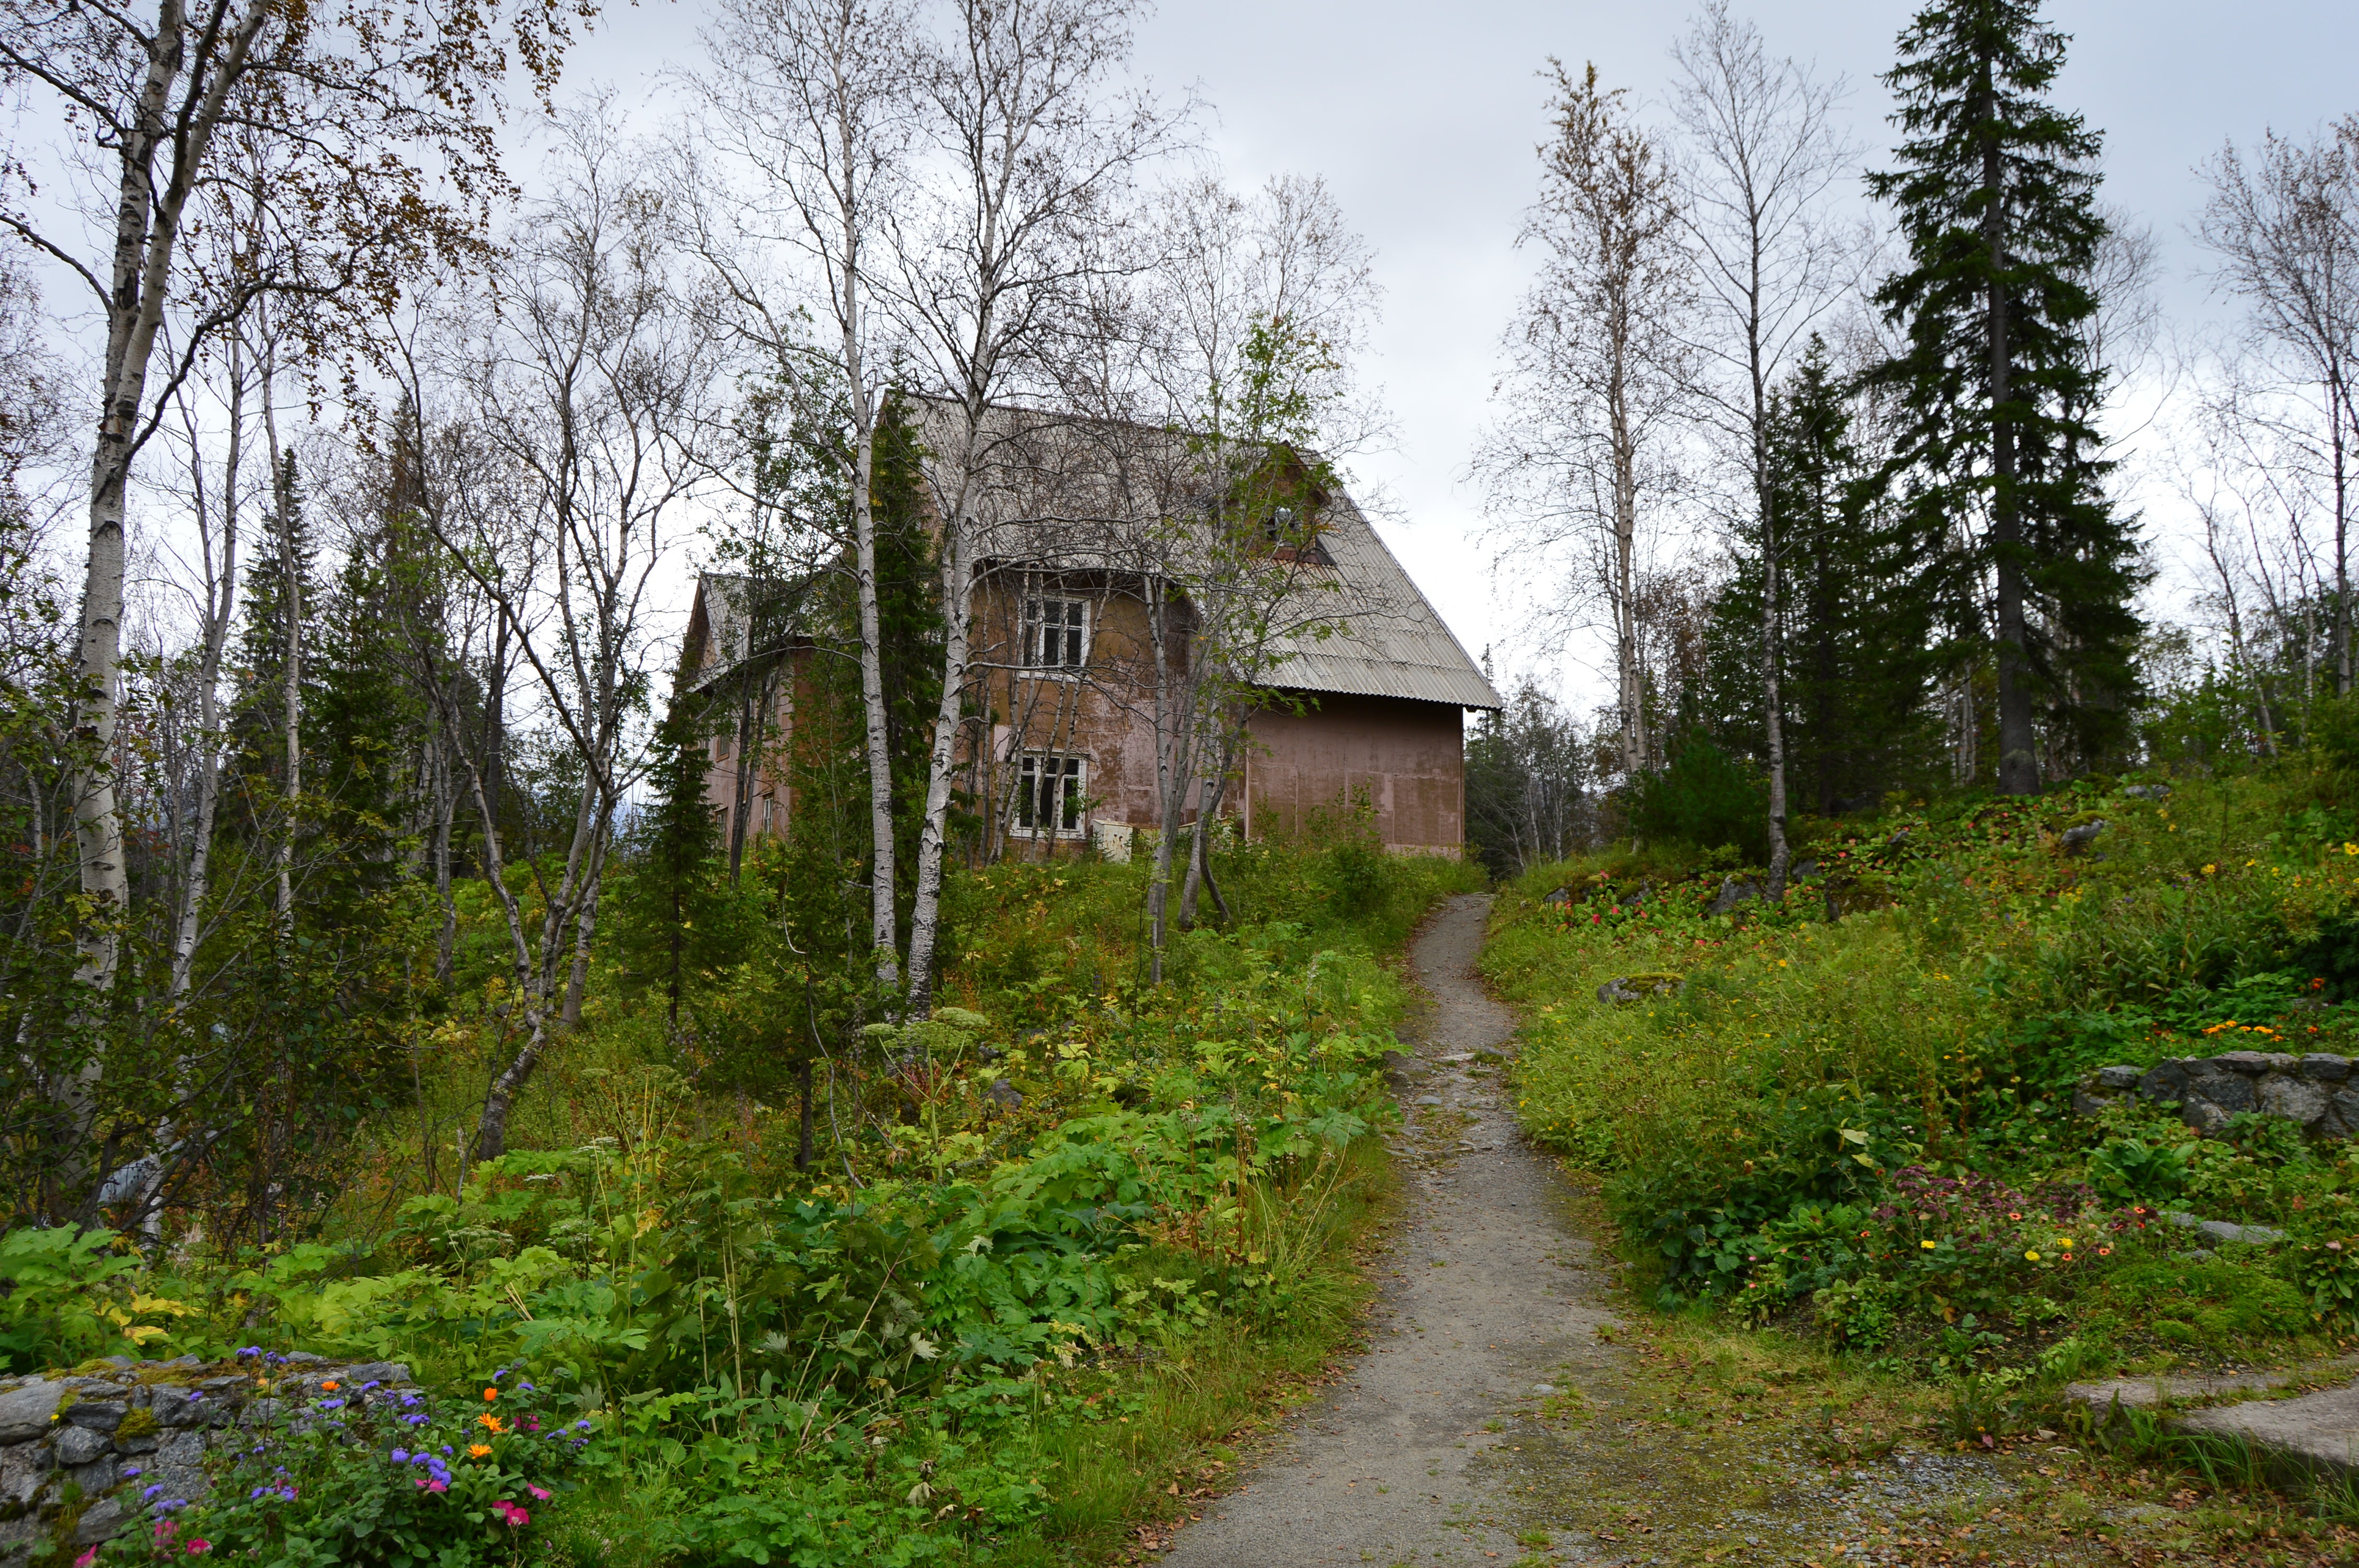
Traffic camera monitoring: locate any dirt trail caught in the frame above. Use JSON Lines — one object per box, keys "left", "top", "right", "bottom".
{"left": 1158, "top": 895, "right": 2059, "bottom": 1568}
{"left": 1160, "top": 894, "right": 1621, "bottom": 1567}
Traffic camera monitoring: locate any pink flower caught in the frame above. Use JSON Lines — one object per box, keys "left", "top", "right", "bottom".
{"left": 414, "top": 1477, "right": 449, "bottom": 1494}
{"left": 490, "top": 1500, "right": 531, "bottom": 1528}
{"left": 187, "top": 1542, "right": 212, "bottom": 1557}
{"left": 73, "top": 1550, "right": 98, "bottom": 1568}
{"left": 525, "top": 1485, "right": 551, "bottom": 1502}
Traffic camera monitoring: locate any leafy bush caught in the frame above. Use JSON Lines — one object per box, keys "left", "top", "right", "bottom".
{"left": 0, "top": 1227, "right": 193, "bottom": 1373}
{"left": 2086, "top": 1136, "right": 2191, "bottom": 1206}
{"left": 2286, "top": 1236, "right": 2359, "bottom": 1329}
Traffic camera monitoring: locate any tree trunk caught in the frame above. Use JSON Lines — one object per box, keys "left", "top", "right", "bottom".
{"left": 903, "top": 504, "right": 976, "bottom": 1015}
{"left": 852, "top": 416, "right": 899, "bottom": 990}
{"left": 1983, "top": 72, "right": 2039, "bottom": 797}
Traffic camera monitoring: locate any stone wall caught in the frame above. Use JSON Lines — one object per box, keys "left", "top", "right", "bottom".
{"left": 0, "top": 1354, "right": 413, "bottom": 1560}
{"left": 2075, "top": 1050, "right": 2359, "bottom": 1137}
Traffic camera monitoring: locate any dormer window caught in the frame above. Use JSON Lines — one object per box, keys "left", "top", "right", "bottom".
{"left": 1261, "top": 505, "right": 1331, "bottom": 566}
{"left": 1023, "top": 596, "right": 1090, "bottom": 672}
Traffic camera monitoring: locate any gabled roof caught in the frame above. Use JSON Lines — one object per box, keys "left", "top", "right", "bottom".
{"left": 905, "top": 398, "right": 1502, "bottom": 711}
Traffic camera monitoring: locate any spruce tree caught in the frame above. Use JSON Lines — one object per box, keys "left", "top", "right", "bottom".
{"left": 1867, "top": 0, "right": 2143, "bottom": 793}
{"left": 613, "top": 699, "right": 730, "bottom": 1032}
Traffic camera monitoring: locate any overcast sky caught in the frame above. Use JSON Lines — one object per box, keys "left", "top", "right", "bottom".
{"left": 579, "top": 1, "right": 2359, "bottom": 703}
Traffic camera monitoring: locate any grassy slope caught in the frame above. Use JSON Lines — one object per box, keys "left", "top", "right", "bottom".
{"left": 1476, "top": 766, "right": 2359, "bottom": 1561}
{"left": 1485, "top": 765, "right": 2359, "bottom": 1371}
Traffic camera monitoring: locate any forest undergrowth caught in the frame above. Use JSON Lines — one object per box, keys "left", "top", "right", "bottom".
{"left": 0, "top": 835, "right": 1478, "bottom": 1567}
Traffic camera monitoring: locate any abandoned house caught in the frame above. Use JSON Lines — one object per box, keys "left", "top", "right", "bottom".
{"left": 679, "top": 401, "right": 1502, "bottom": 861}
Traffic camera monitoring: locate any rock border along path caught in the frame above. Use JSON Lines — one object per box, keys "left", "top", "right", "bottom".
{"left": 1160, "top": 894, "right": 1621, "bottom": 1567}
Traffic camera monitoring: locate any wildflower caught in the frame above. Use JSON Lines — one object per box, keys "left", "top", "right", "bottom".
{"left": 2097, "top": 1247, "right": 2112, "bottom": 1256}
{"left": 322, "top": 1380, "right": 339, "bottom": 1392}
{"left": 74, "top": 1551, "right": 97, "bottom": 1568}
{"left": 469, "top": 1443, "right": 493, "bottom": 1458}
{"left": 186, "top": 1540, "right": 211, "bottom": 1555}
{"left": 2008, "top": 1212, "right": 2021, "bottom": 1221}
{"left": 416, "top": 1478, "right": 449, "bottom": 1494}
{"left": 484, "top": 1387, "right": 499, "bottom": 1402}
{"left": 479, "top": 1413, "right": 505, "bottom": 1433}
{"left": 526, "top": 1485, "right": 551, "bottom": 1502}
{"left": 391, "top": 1449, "right": 409, "bottom": 1463}
{"left": 2332, "top": 1242, "right": 2346, "bottom": 1252}
{"left": 490, "top": 1500, "right": 531, "bottom": 1528}
{"left": 2026, "top": 1251, "right": 2041, "bottom": 1261}
{"left": 122, "top": 1468, "right": 142, "bottom": 1479}
{"left": 1921, "top": 1240, "right": 1936, "bottom": 1250}
{"left": 235, "top": 1347, "right": 261, "bottom": 1359}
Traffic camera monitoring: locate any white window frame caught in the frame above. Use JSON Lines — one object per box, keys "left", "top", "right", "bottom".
{"left": 1012, "top": 752, "right": 1089, "bottom": 838}
{"left": 1021, "top": 594, "right": 1091, "bottom": 675}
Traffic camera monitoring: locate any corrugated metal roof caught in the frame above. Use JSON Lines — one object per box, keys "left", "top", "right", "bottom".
{"left": 905, "top": 398, "right": 1503, "bottom": 711}
{"left": 1261, "top": 488, "right": 1503, "bottom": 709}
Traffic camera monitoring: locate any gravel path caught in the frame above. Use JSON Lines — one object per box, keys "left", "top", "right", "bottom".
{"left": 1155, "top": 895, "right": 2074, "bottom": 1568}
{"left": 1160, "top": 893, "right": 1620, "bottom": 1567}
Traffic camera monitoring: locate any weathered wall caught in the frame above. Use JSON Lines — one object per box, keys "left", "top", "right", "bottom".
{"left": 691, "top": 579, "right": 1472, "bottom": 858}
{"left": 1243, "top": 694, "right": 1467, "bottom": 855}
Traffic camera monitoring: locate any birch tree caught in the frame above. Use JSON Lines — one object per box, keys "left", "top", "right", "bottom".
{"left": 692, "top": 0, "right": 917, "bottom": 988}
{"left": 0, "top": 0, "right": 584, "bottom": 1008}
{"left": 422, "top": 108, "right": 725, "bottom": 1160}
{"left": 1667, "top": 3, "right": 1860, "bottom": 896}
{"left": 896, "top": 0, "right": 1177, "bottom": 1013}
{"left": 1476, "top": 62, "right": 1690, "bottom": 786}
{"left": 2195, "top": 122, "right": 2359, "bottom": 694}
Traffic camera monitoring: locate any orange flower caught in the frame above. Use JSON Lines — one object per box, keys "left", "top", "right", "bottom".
{"left": 483, "top": 1388, "right": 499, "bottom": 1402}
{"left": 479, "top": 1413, "right": 505, "bottom": 1434}
{"left": 469, "top": 1444, "right": 491, "bottom": 1458}
{"left": 321, "top": 1381, "right": 339, "bottom": 1392}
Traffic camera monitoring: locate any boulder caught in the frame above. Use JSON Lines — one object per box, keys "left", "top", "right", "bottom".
{"left": 2259, "top": 1073, "right": 2334, "bottom": 1133}
{"left": 1708, "top": 877, "right": 1762, "bottom": 916}
{"left": 2059, "top": 818, "right": 2108, "bottom": 851}
{"left": 2097, "top": 1064, "right": 2144, "bottom": 1090}
{"left": 2303, "top": 1054, "right": 2354, "bottom": 1081}
{"left": 2122, "top": 783, "right": 2172, "bottom": 801}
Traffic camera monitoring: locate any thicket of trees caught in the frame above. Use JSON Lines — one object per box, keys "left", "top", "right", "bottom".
{"left": 0, "top": 0, "right": 1387, "bottom": 1231}
{"left": 1470, "top": 0, "right": 2349, "bottom": 877}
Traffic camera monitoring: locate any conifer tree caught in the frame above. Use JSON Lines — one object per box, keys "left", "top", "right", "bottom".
{"left": 1867, "top": 0, "right": 2143, "bottom": 793}
{"left": 613, "top": 700, "right": 730, "bottom": 1033}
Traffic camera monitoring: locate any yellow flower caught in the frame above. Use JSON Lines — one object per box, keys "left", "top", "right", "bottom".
{"left": 469, "top": 1443, "right": 491, "bottom": 1458}
{"left": 2056, "top": 1237, "right": 2072, "bottom": 1248}
{"left": 2202, "top": 864, "right": 2217, "bottom": 877}
{"left": 1921, "top": 1240, "right": 1936, "bottom": 1250}
{"left": 2025, "top": 1250, "right": 2042, "bottom": 1261}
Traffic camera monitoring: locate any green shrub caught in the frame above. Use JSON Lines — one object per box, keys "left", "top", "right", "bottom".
{"left": 2086, "top": 1136, "right": 2191, "bottom": 1206}
{"left": 2285, "top": 1236, "right": 2359, "bottom": 1328}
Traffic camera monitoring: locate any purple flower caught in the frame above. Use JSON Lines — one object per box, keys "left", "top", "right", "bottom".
{"left": 249, "top": 1487, "right": 273, "bottom": 1501}
{"left": 123, "top": 1468, "right": 142, "bottom": 1479}
{"left": 402, "top": 1414, "right": 428, "bottom": 1427}
{"left": 236, "top": 1347, "right": 261, "bottom": 1359}
{"left": 391, "top": 1449, "right": 409, "bottom": 1463}
{"left": 143, "top": 1485, "right": 165, "bottom": 1501}
{"left": 316, "top": 1399, "right": 345, "bottom": 1411}
{"left": 185, "top": 1391, "right": 203, "bottom": 1403}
